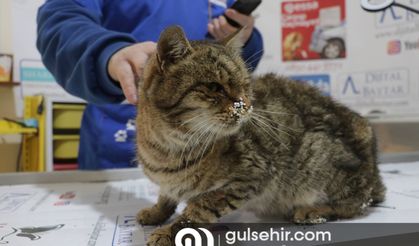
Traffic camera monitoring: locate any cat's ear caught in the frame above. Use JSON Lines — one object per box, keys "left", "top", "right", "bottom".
{"left": 157, "top": 26, "right": 193, "bottom": 71}
{"left": 220, "top": 26, "right": 245, "bottom": 52}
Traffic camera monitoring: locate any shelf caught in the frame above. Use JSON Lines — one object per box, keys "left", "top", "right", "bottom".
{"left": 53, "top": 134, "right": 80, "bottom": 140}
{"left": 0, "top": 81, "right": 20, "bottom": 87}
{"left": 0, "top": 120, "right": 37, "bottom": 134}
{"left": 367, "top": 114, "right": 419, "bottom": 124}
{"left": 53, "top": 104, "right": 85, "bottom": 110}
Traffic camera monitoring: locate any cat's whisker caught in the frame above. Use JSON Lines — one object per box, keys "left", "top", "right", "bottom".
{"left": 197, "top": 130, "right": 214, "bottom": 159}
{"left": 182, "top": 120, "right": 210, "bottom": 148}
{"left": 178, "top": 114, "right": 206, "bottom": 127}
{"left": 183, "top": 122, "right": 217, "bottom": 184}
{"left": 251, "top": 114, "right": 292, "bottom": 137}
{"left": 252, "top": 110, "right": 303, "bottom": 134}
{"left": 254, "top": 108, "right": 296, "bottom": 116}
{"left": 186, "top": 122, "right": 215, "bottom": 162}
{"left": 208, "top": 123, "right": 225, "bottom": 154}
{"left": 199, "top": 124, "right": 221, "bottom": 162}
{"left": 183, "top": 121, "right": 216, "bottom": 163}
{"left": 251, "top": 113, "right": 297, "bottom": 136}
{"left": 251, "top": 119, "right": 290, "bottom": 151}
{"left": 193, "top": 122, "right": 225, "bottom": 182}
{"left": 194, "top": 126, "right": 217, "bottom": 173}
{"left": 177, "top": 119, "right": 212, "bottom": 171}
{"left": 175, "top": 122, "right": 201, "bottom": 150}
{"left": 167, "top": 114, "right": 205, "bottom": 137}
{"left": 249, "top": 119, "right": 278, "bottom": 143}
{"left": 250, "top": 117, "right": 282, "bottom": 139}
{"left": 244, "top": 49, "right": 265, "bottom": 64}
{"left": 250, "top": 117, "right": 290, "bottom": 151}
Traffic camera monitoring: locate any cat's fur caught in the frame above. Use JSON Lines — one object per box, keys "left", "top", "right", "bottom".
{"left": 136, "top": 26, "right": 385, "bottom": 245}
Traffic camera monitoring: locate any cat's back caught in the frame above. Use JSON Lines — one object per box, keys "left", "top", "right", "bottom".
{"left": 252, "top": 73, "right": 335, "bottom": 113}
{"left": 249, "top": 73, "right": 376, "bottom": 163}
{"left": 251, "top": 73, "right": 366, "bottom": 131}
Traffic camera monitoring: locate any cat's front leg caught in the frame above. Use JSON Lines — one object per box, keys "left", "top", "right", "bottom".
{"left": 137, "top": 195, "right": 177, "bottom": 225}
{"left": 180, "top": 188, "right": 250, "bottom": 223}
{"left": 146, "top": 185, "right": 263, "bottom": 246}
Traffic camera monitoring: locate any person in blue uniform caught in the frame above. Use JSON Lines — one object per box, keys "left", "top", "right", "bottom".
{"left": 36, "top": 0, "right": 264, "bottom": 169}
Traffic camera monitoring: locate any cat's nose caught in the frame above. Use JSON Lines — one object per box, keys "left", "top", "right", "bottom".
{"left": 230, "top": 97, "right": 252, "bottom": 122}
{"left": 233, "top": 97, "right": 251, "bottom": 111}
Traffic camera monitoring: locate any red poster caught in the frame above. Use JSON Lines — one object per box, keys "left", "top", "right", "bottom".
{"left": 281, "top": 0, "right": 346, "bottom": 61}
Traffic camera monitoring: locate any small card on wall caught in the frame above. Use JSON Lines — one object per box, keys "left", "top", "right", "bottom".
{"left": 0, "top": 54, "right": 13, "bottom": 83}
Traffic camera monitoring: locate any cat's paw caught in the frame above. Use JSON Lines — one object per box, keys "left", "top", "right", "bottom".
{"left": 294, "top": 216, "right": 327, "bottom": 225}
{"left": 292, "top": 206, "right": 330, "bottom": 224}
{"left": 137, "top": 207, "right": 168, "bottom": 225}
{"left": 147, "top": 227, "right": 172, "bottom": 246}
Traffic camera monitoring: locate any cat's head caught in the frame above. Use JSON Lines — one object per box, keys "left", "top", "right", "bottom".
{"left": 140, "top": 26, "right": 253, "bottom": 137}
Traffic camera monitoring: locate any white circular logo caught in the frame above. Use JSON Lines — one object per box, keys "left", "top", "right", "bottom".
{"left": 175, "top": 227, "right": 214, "bottom": 246}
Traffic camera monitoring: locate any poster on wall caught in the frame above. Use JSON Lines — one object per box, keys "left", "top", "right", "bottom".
{"left": 18, "top": 59, "right": 72, "bottom": 98}
{"left": 255, "top": 0, "right": 419, "bottom": 120}
{"left": 0, "top": 54, "right": 13, "bottom": 83}
{"left": 281, "top": 0, "right": 346, "bottom": 61}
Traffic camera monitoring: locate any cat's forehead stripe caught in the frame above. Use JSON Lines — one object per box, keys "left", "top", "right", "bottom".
{"left": 186, "top": 47, "right": 244, "bottom": 85}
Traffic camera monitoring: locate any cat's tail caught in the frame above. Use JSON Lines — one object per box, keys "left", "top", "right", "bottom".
{"left": 371, "top": 174, "right": 386, "bottom": 204}
{"left": 370, "top": 129, "right": 386, "bottom": 205}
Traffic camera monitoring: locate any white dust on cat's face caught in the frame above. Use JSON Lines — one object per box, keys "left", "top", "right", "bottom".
{"left": 230, "top": 97, "right": 254, "bottom": 123}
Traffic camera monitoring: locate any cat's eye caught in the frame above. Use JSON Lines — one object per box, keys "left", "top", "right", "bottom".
{"left": 207, "top": 82, "right": 225, "bottom": 93}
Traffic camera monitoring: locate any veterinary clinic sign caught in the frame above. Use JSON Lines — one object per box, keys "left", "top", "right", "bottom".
{"left": 338, "top": 68, "right": 410, "bottom": 100}
{"left": 335, "top": 68, "right": 416, "bottom": 115}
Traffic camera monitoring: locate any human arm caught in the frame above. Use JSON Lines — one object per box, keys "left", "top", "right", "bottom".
{"left": 36, "top": 0, "right": 139, "bottom": 104}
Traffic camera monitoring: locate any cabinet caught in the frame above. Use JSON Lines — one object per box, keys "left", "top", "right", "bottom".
{"left": 1, "top": 93, "right": 86, "bottom": 172}
{"left": 44, "top": 97, "right": 86, "bottom": 171}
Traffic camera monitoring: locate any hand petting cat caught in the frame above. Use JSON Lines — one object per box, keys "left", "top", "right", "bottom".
{"left": 107, "top": 42, "right": 157, "bottom": 104}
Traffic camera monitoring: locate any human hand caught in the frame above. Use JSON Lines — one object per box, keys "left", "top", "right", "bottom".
{"left": 208, "top": 9, "right": 255, "bottom": 44}
{"left": 108, "top": 41, "right": 157, "bottom": 104}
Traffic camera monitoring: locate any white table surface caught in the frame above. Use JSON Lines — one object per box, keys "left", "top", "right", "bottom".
{"left": 0, "top": 161, "right": 418, "bottom": 245}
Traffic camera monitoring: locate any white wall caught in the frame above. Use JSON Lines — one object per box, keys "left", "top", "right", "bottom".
{"left": 0, "top": 0, "right": 12, "bottom": 53}
{"left": 0, "top": 0, "right": 21, "bottom": 172}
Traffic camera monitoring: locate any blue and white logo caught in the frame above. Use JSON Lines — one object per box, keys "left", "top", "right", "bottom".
{"left": 338, "top": 68, "right": 409, "bottom": 99}
{"left": 290, "top": 74, "right": 331, "bottom": 96}
{"left": 375, "top": 0, "right": 419, "bottom": 27}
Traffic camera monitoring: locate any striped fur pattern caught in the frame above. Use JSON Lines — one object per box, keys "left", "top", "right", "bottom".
{"left": 136, "top": 26, "right": 385, "bottom": 245}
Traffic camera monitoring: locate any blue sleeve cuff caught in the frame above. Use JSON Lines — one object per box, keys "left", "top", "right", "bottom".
{"left": 96, "top": 41, "right": 134, "bottom": 101}
{"left": 242, "top": 28, "right": 264, "bottom": 71}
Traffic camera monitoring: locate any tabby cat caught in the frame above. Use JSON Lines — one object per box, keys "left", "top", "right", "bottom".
{"left": 135, "top": 26, "right": 385, "bottom": 245}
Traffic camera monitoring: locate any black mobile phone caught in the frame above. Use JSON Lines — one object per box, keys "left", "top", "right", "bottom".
{"left": 223, "top": 0, "right": 262, "bottom": 28}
